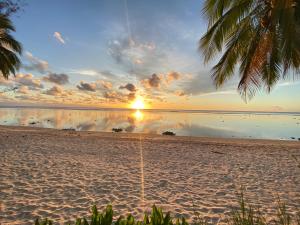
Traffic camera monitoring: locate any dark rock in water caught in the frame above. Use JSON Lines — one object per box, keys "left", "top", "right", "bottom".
{"left": 62, "top": 128, "right": 76, "bottom": 131}
{"left": 212, "top": 151, "right": 224, "bottom": 155}
{"left": 112, "top": 128, "right": 123, "bottom": 133}
{"left": 29, "top": 122, "right": 37, "bottom": 125}
{"left": 291, "top": 137, "right": 296, "bottom": 140}
{"left": 298, "top": 138, "right": 300, "bottom": 141}
{"left": 162, "top": 131, "right": 176, "bottom": 136}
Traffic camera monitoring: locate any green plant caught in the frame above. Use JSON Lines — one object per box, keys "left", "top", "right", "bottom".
{"left": 227, "top": 192, "right": 267, "bottom": 225}
{"left": 296, "top": 212, "right": 300, "bottom": 225}
{"left": 276, "top": 200, "right": 292, "bottom": 225}
{"left": 74, "top": 205, "right": 113, "bottom": 225}
{"left": 34, "top": 218, "right": 53, "bottom": 225}
{"left": 33, "top": 199, "right": 300, "bottom": 225}
{"left": 34, "top": 205, "right": 191, "bottom": 225}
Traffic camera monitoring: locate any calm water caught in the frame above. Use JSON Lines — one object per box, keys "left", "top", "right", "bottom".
{"left": 0, "top": 107, "right": 299, "bottom": 140}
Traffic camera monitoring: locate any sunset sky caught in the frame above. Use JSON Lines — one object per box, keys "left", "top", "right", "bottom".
{"left": 0, "top": 0, "right": 299, "bottom": 112}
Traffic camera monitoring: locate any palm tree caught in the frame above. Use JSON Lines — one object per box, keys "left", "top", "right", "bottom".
{"left": 0, "top": 13, "right": 22, "bottom": 79}
{"left": 200, "top": 0, "right": 300, "bottom": 100}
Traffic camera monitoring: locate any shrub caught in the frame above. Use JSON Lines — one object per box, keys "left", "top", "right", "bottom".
{"left": 34, "top": 195, "right": 300, "bottom": 225}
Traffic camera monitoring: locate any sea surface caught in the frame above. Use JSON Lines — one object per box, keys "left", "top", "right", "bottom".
{"left": 0, "top": 107, "right": 299, "bottom": 140}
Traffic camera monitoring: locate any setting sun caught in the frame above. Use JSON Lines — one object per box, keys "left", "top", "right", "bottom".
{"left": 131, "top": 97, "right": 146, "bottom": 109}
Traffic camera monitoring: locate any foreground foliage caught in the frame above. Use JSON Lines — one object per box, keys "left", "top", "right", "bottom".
{"left": 34, "top": 194, "right": 300, "bottom": 225}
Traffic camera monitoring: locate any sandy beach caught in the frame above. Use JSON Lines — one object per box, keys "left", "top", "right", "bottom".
{"left": 0, "top": 125, "right": 299, "bottom": 225}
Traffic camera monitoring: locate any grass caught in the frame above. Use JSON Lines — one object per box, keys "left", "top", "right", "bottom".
{"left": 34, "top": 205, "right": 189, "bottom": 225}
{"left": 34, "top": 194, "right": 300, "bottom": 225}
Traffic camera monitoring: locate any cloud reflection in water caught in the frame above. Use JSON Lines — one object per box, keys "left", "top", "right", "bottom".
{"left": 0, "top": 108, "right": 298, "bottom": 139}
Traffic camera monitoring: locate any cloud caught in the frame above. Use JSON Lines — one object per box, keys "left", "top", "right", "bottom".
{"left": 107, "top": 37, "right": 167, "bottom": 77}
{"left": 0, "top": 74, "right": 43, "bottom": 94}
{"left": 0, "top": 76, "right": 13, "bottom": 86}
{"left": 70, "top": 69, "right": 99, "bottom": 76}
{"left": 198, "top": 90, "right": 237, "bottom": 97}
{"left": 107, "top": 38, "right": 157, "bottom": 65}
{"left": 17, "top": 86, "right": 29, "bottom": 94}
{"left": 119, "top": 83, "right": 137, "bottom": 92}
{"left": 140, "top": 71, "right": 184, "bottom": 91}
{"left": 77, "top": 81, "right": 97, "bottom": 92}
{"left": 107, "top": 38, "right": 133, "bottom": 64}
{"left": 166, "top": 71, "right": 181, "bottom": 83}
{"left": 103, "top": 90, "right": 135, "bottom": 103}
{"left": 44, "top": 85, "right": 64, "bottom": 96}
{"left": 179, "top": 72, "right": 238, "bottom": 97}
{"left": 23, "top": 52, "right": 49, "bottom": 73}
{"left": 277, "top": 81, "right": 300, "bottom": 87}
{"left": 128, "top": 92, "right": 136, "bottom": 101}
{"left": 99, "top": 70, "right": 120, "bottom": 80}
{"left": 175, "top": 90, "right": 186, "bottom": 97}
{"left": 103, "top": 91, "right": 126, "bottom": 103}
{"left": 134, "top": 59, "right": 143, "bottom": 65}
{"left": 69, "top": 69, "right": 120, "bottom": 81}
{"left": 43, "top": 73, "right": 69, "bottom": 85}
{"left": 53, "top": 32, "right": 65, "bottom": 44}
{"left": 141, "top": 73, "right": 162, "bottom": 89}
{"left": 98, "top": 80, "right": 113, "bottom": 89}
{"left": 14, "top": 73, "right": 44, "bottom": 90}
{"left": 178, "top": 71, "right": 221, "bottom": 96}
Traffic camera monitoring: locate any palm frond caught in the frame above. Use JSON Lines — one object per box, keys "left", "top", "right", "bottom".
{"left": 0, "top": 13, "right": 22, "bottom": 79}
{"left": 200, "top": 0, "right": 300, "bottom": 100}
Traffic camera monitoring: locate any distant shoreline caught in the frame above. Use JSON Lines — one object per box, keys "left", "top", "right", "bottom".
{"left": 0, "top": 105, "right": 300, "bottom": 115}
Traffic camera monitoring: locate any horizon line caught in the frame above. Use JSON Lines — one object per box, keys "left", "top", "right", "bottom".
{"left": 0, "top": 104, "right": 299, "bottom": 114}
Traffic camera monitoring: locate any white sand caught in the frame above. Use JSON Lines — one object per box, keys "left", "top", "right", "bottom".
{"left": 0, "top": 125, "right": 299, "bottom": 225}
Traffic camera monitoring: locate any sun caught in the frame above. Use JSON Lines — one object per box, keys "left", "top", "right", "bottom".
{"left": 131, "top": 97, "right": 145, "bottom": 109}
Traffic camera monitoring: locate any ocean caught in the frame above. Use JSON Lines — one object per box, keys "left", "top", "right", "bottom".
{"left": 0, "top": 107, "right": 299, "bottom": 140}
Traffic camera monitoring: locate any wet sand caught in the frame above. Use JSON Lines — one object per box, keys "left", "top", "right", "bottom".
{"left": 0, "top": 125, "right": 299, "bottom": 224}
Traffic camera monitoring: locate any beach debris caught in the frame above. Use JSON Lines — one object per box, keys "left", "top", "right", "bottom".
{"left": 62, "top": 128, "right": 76, "bottom": 131}
{"left": 162, "top": 131, "right": 176, "bottom": 136}
{"left": 112, "top": 128, "right": 123, "bottom": 133}
{"left": 158, "top": 179, "right": 168, "bottom": 187}
{"left": 29, "top": 121, "right": 37, "bottom": 125}
{"left": 212, "top": 151, "right": 224, "bottom": 155}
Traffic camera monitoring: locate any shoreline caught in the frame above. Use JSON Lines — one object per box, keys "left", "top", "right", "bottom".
{"left": 1, "top": 125, "right": 299, "bottom": 224}
{"left": 1, "top": 125, "right": 300, "bottom": 144}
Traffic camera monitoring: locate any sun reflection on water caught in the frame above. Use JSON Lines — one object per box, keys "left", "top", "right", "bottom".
{"left": 0, "top": 108, "right": 298, "bottom": 139}
{"left": 133, "top": 110, "right": 144, "bottom": 121}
